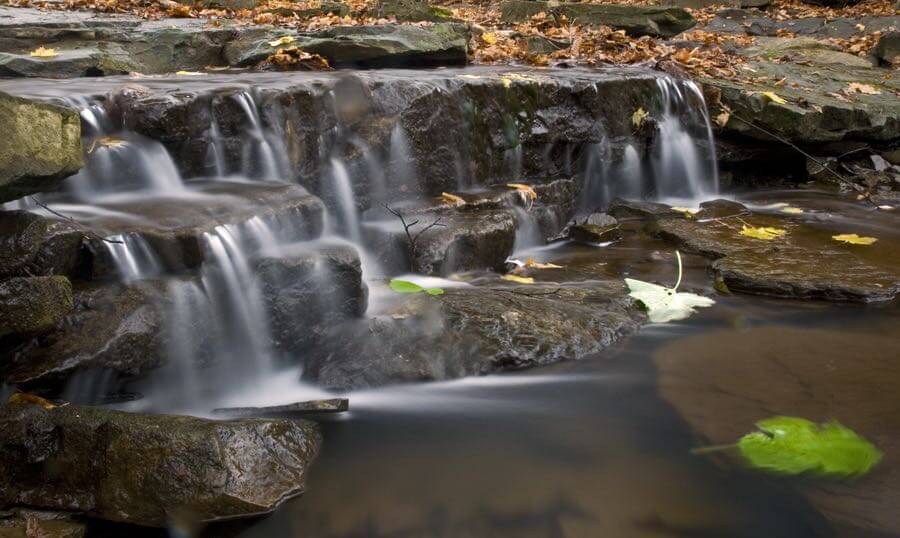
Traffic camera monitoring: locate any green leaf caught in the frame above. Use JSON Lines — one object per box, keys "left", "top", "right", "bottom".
{"left": 625, "top": 251, "right": 715, "bottom": 323}
{"left": 738, "top": 416, "right": 882, "bottom": 478}
{"left": 389, "top": 279, "right": 444, "bottom": 296}
{"left": 389, "top": 279, "right": 425, "bottom": 293}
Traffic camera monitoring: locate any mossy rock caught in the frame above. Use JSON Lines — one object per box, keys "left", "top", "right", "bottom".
{"left": 0, "top": 276, "right": 73, "bottom": 338}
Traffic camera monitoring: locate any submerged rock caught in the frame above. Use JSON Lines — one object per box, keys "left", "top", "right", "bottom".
{"left": 646, "top": 200, "right": 900, "bottom": 302}
{"left": 0, "top": 403, "right": 321, "bottom": 527}
{"left": 0, "top": 92, "right": 82, "bottom": 203}
{"left": 567, "top": 213, "right": 622, "bottom": 244}
{"left": 656, "top": 326, "right": 900, "bottom": 536}
{"left": 500, "top": 1, "right": 696, "bottom": 37}
{"left": 0, "top": 276, "right": 73, "bottom": 339}
{"left": 305, "top": 282, "right": 644, "bottom": 390}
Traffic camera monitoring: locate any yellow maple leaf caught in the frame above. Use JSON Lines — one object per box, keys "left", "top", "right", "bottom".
{"left": 506, "top": 183, "right": 537, "bottom": 203}
{"left": 501, "top": 274, "right": 534, "bottom": 284}
{"left": 760, "top": 91, "right": 787, "bottom": 105}
{"left": 525, "top": 258, "right": 563, "bottom": 269}
{"left": 671, "top": 206, "right": 699, "bottom": 218}
{"left": 832, "top": 233, "right": 877, "bottom": 245}
{"left": 175, "top": 70, "right": 205, "bottom": 76}
{"left": 780, "top": 206, "right": 804, "bottom": 214}
{"left": 846, "top": 82, "right": 881, "bottom": 95}
{"left": 632, "top": 107, "right": 648, "bottom": 128}
{"left": 481, "top": 32, "right": 498, "bottom": 45}
{"left": 441, "top": 192, "right": 466, "bottom": 206}
{"left": 29, "top": 46, "right": 58, "bottom": 58}
{"left": 268, "top": 35, "right": 295, "bottom": 47}
{"left": 715, "top": 111, "right": 730, "bottom": 128}
{"left": 740, "top": 225, "right": 786, "bottom": 240}
{"left": 8, "top": 392, "right": 57, "bottom": 409}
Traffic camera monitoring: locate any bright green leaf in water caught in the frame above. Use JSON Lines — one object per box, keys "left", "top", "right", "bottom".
{"left": 625, "top": 251, "right": 715, "bottom": 323}
{"left": 389, "top": 279, "right": 444, "bottom": 295}
{"left": 738, "top": 416, "right": 882, "bottom": 478}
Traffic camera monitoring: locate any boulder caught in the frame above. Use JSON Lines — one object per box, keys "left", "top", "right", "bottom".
{"left": 0, "top": 276, "right": 73, "bottom": 339}
{"left": 0, "top": 402, "right": 321, "bottom": 527}
{"left": 646, "top": 200, "right": 900, "bottom": 302}
{"left": 872, "top": 31, "right": 900, "bottom": 67}
{"left": 374, "top": 0, "right": 458, "bottom": 22}
{"left": 0, "top": 210, "right": 86, "bottom": 280}
{"left": 567, "top": 212, "right": 622, "bottom": 244}
{"left": 255, "top": 242, "right": 368, "bottom": 351}
{"left": 1, "top": 281, "right": 167, "bottom": 393}
{"left": 656, "top": 326, "right": 900, "bottom": 536}
{"left": 500, "top": 1, "right": 696, "bottom": 37}
{"left": 704, "top": 10, "right": 900, "bottom": 40}
{"left": 305, "top": 282, "right": 644, "bottom": 390}
{"left": 0, "top": 93, "right": 82, "bottom": 203}
{"left": 410, "top": 209, "right": 517, "bottom": 275}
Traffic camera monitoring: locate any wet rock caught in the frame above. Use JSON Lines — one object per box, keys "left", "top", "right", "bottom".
{"left": 0, "top": 510, "right": 85, "bottom": 538}
{"left": 300, "top": 23, "right": 470, "bottom": 67}
{"left": 704, "top": 10, "right": 899, "bottom": 40}
{"left": 305, "top": 282, "right": 644, "bottom": 390}
{"left": 656, "top": 326, "right": 900, "bottom": 537}
{"left": 872, "top": 31, "right": 900, "bottom": 67}
{"left": 263, "top": 1, "right": 348, "bottom": 17}
{"left": 521, "top": 35, "right": 571, "bottom": 55}
{"left": 0, "top": 211, "right": 86, "bottom": 280}
{"left": 0, "top": 276, "right": 73, "bottom": 339}
{"left": 374, "top": 0, "right": 458, "bottom": 22}
{"left": 500, "top": 1, "right": 696, "bottom": 37}
{"left": 567, "top": 213, "right": 622, "bottom": 244}
{"left": 0, "top": 47, "right": 137, "bottom": 78}
{"left": 213, "top": 398, "right": 349, "bottom": 417}
{"left": 255, "top": 242, "right": 368, "bottom": 352}
{"left": 646, "top": 201, "right": 900, "bottom": 302}
{"left": 1, "top": 281, "right": 166, "bottom": 393}
{"left": 411, "top": 209, "right": 516, "bottom": 275}
{"left": 0, "top": 402, "right": 321, "bottom": 527}
{"left": 0, "top": 92, "right": 82, "bottom": 203}
{"left": 608, "top": 198, "right": 678, "bottom": 220}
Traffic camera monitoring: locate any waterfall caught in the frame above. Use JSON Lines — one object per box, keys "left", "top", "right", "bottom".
{"left": 327, "top": 157, "right": 362, "bottom": 244}
{"left": 104, "top": 233, "right": 163, "bottom": 282}
{"left": 235, "top": 91, "right": 282, "bottom": 180}
{"left": 388, "top": 123, "right": 418, "bottom": 188}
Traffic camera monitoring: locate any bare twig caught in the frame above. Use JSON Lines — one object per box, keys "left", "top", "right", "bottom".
{"left": 490, "top": 287, "right": 563, "bottom": 298}
{"left": 29, "top": 197, "right": 123, "bottom": 244}
{"left": 728, "top": 113, "right": 876, "bottom": 205}
{"left": 382, "top": 204, "right": 446, "bottom": 261}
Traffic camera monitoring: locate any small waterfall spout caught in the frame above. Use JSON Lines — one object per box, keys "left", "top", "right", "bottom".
{"left": 235, "top": 91, "right": 282, "bottom": 180}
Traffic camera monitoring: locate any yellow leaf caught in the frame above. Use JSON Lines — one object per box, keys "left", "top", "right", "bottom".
{"left": 715, "top": 111, "right": 730, "bottom": 127}
{"left": 175, "top": 70, "right": 205, "bottom": 76}
{"left": 671, "top": 206, "right": 699, "bottom": 218}
{"left": 98, "top": 136, "right": 127, "bottom": 148}
{"left": 268, "top": 35, "right": 295, "bottom": 47}
{"left": 632, "top": 107, "right": 648, "bottom": 128}
{"left": 481, "top": 32, "right": 497, "bottom": 45}
{"left": 740, "top": 225, "right": 786, "bottom": 241}
{"left": 29, "top": 46, "right": 58, "bottom": 58}
{"left": 501, "top": 274, "right": 534, "bottom": 284}
{"left": 8, "top": 392, "right": 57, "bottom": 409}
{"left": 832, "top": 233, "right": 877, "bottom": 245}
{"left": 780, "top": 206, "right": 804, "bottom": 214}
{"left": 846, "top": 82, "right": 881, "bottom": 95}
{"left": 441, "top": 192, "right": 466, "bottom": 206}
{"left": 525, "top": 258, "right": 562, "bottom": 269}
{"left": 506, "top": 183, "right": 537, "bottom": 202}
{"left": 760, "top": 91, "right": 787, "bottom": 105}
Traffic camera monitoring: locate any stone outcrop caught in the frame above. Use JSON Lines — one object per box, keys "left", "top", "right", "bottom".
{"left": 0, "top": 92, "right": 82, "bottom": 203}
{"left": 0, "top": 211, "right": 86, "bottom": 280}
{"left": 500, "top": 1, "right": 696, "bottom": 37}
{"left": 873, "top": 31, "right": 900, "bottom": 67}
{"left": 0, "top": 276, "right": 73, "bottom": 339}
{"left": 0, "top": 402, "right": 321, "bottom": 527}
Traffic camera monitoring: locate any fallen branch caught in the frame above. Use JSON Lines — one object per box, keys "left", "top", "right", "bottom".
{"left": 29, "top": 197, "right": 123, "bottom": 244}
{"left": 490, "top": 287, "right": 562, "bottom": 298}
{"left": 382, "top": 204, "right": 445, "bottom": 260}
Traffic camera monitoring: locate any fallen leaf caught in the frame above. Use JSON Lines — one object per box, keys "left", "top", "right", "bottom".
{"left": 441, "top": 192, "right": 466, "bottom": 206}
{"left": 625, "top": 251, "right": 715, "bottom": 323}
{"left": 268, "top": 35, "right": 295, "bottom": 47}
{"left": 29, "top": 46, "right": 58, "bottom": 58}
{"left": 715, "top": 111, "right": 730, "bottom": 127}
{"left": 632, "top": 107, "right": 649, "bottom": 128}
{"left": 389, "top": 279, "right": 444, "bottom": 295}
{"left": 737, "top": 416, "right": 882, "bottom": 478}
{"left": 506, "top": 183, "right": 537, "bottom": 209}
{"left": 740, "top": 225, "right": 787, "bottom": 240}
{"left": 481, "top": 32, "right": 498, "bottom": 45}
{"left": 175, "top": 70, "right": 205, "bottom": 76}
{"left": 525, "top": 258, "right": 563, "bottom": 269}
{"left": 760, "top": 91, "right": 787, "bottom": 105}
{"left": 877, "top": 205, "right": 894, "bottom": 211}
{"left": 780, "top": 206, "right": 804, "bottom": 214}
{"left": 846, "top": 82, "right": 881, "bottom": 95}
{"left": 8, "top": 392, "right": 57, "bottom": 409}
{"left": 501, "top": 274, "right": 535, "bottom": 284}
{"left": 671, "top": 206, "right": 699, "bottom": 218}
{"left": 832, "top": 233, "right": 877, "bottom": 245}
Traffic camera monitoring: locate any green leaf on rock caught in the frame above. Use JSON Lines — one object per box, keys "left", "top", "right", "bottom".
{"left": 389, "top": 279, "right": 444, "bottom": 296}
{"left": 738, "top": 416, "right": 882, "bottom": 478}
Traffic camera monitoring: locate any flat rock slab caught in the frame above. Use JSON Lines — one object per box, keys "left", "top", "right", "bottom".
{"left": 0, "top": 403, "right": 321, "bottom": 527}
{"left": 304, "top": 282, "right": 645, "bottom": 390}
{"left": 500, "top": 0, "right": 696, "bottom": 37}
{"left": 655, "top": 326, "right": 900, "bottom": 536}
{"left": 704, "top": 9, "right": 900, "bottom": 40}
{"left": 213, "top": 398, "right": 350, "bottom": 417}
{"left": 0, "top": 92, "right": 82, "bottom": 203}
{"left": 643, "top": 200, "right": 900, "bottom": 302}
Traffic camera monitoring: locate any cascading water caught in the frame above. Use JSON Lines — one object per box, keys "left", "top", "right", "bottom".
{"left": 235, "top": 91, "right": 283, "bottom": 180}
{"left": 104, "top": 233, "right": 163, "bottom": 282}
